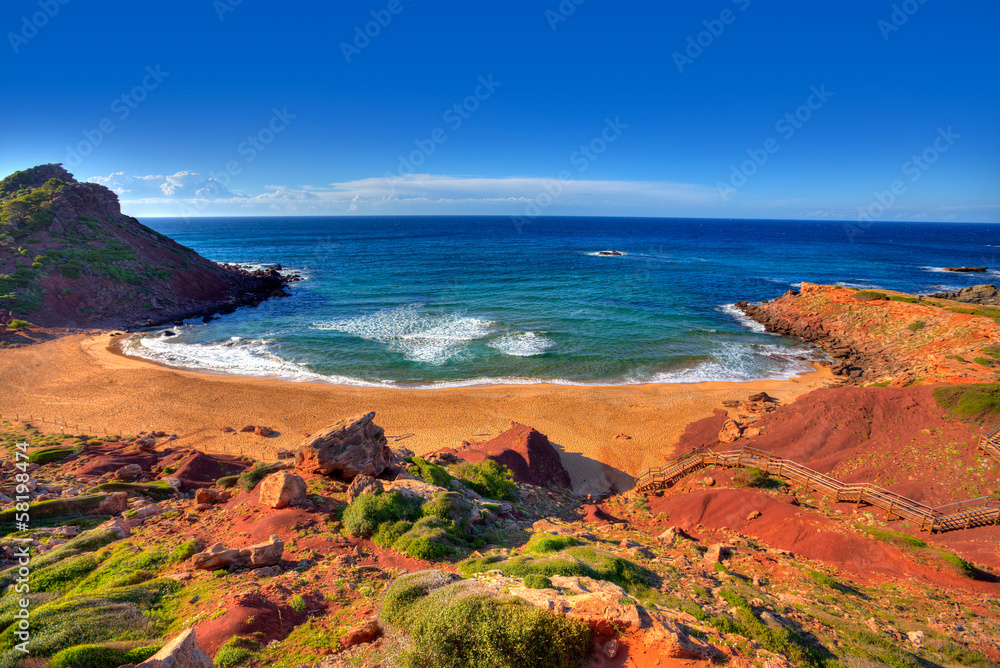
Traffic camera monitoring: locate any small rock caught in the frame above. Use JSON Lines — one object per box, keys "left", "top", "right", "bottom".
{"left": 346, "top": 474, "right": 383, "bottom": 505}
{"left": 116, "top": 464, "right": 143, "bottom": 481}
{"left": 220, "top": 426, "right": 236, "bottom": 433}
{"left": 341, "top": 618, "right": 383, "bottom": 648}
{"left": 703, "top": 543, "right": 732, "bottom": 564}
{"left": 746, "top": 510, "right": 762, "bottom": 521}
{"left": 906, "top": 630, "right": 925, "bottom": 646}
{"left": 701, "top": 476, "right": 715, "bottom": 487}
{"left": 240, "top": 425, "right": 256, "bottom": 432}
{"left": 254, "top": 426, "right": 274, "bottom": 437}
{"left": 603, "top": 638, "right": 619, "bottom": 659}
{"left": 748, "top": 392, "right": 774, "bottom": 402}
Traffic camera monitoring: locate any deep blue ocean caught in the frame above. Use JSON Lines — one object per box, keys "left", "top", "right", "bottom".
{"left": 124, "top": 217, "right": 1000, "bottom": 388}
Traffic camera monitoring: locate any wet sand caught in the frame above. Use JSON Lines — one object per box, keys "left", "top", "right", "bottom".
{"left": 0, "top": 332, "right": 837, "bottom": 495}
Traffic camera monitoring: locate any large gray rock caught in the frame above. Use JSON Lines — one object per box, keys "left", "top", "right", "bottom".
{"left": 346, "top": 474, "right": 383, "bottom": 504}
{"left": 295, "top": 412, "right": 395, "bottom": 480}
{"left": 136, "top": 629, "right": 214, "bottom": 668}
{"left": 929, "top": 283, "right": 1000, "bottom": 306}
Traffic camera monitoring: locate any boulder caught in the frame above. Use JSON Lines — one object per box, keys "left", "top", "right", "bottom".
{"left": 943, "top": 266, "right": 986, "bottom": 273}
{"left": 258, "top": 471, "right": 307, "bottom": 509}
{"left": 190, "top": 535, "right": 284, "bottom": 570}
{"left": 341, "top": 618, "right": 382, "bottom": 648}
{"left": 246, "top": 535, "right": 284, "bottom": 567}
{"left": 194, "top": 488, "right": 230, "bottom": 505}
{"left": 703, "top": 543, "right": 732, "bottom": 564}
{"left": 381, "top": 478, "right": 446, "bottom": 503}
{"left": 509, "top": 575, "right": 642, "bottom": 635}
{"left": 717, "top": 419, "right": 743, "bottom": 444}
{"left": 254, "top": 426, "right": 274, "bottom": 437}
{"left": 116, "top": 464, "right": 143, "bottom": 481}
{"left": 928, "top": 283, "right": 1000, "bottom": 306}
{"left": 748, "top": 392, "right": 774, "bottom": 402}
{"left": 136, "top": 629, "right": 214, "bottom": 668}
{"left": 295, "top": 412, "right": 394, "bottom": 480}
{"left": 346, "top": 474, "right": 383, "bottom": 504}
{"left": 97, "top": 492, "right": 128, "bottom": 515}
{"left": 191, "top": 543, "right": 244, "bottom": 571}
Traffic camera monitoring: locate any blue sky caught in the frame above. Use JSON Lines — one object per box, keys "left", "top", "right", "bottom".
{"left": 1, "top": 0, "right": 998, "bottom": 221}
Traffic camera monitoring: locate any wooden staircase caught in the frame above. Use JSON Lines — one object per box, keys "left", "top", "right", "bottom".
{"left": 634, "top": 443, "right": 1000, "bottom": 534}
{"left": 979, "top": 425, "right": 1000, "bottom": 464}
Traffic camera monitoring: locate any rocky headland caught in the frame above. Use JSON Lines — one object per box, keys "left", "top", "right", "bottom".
{"left": 0, "top": 164, "right": 295, "bottom": 332}
{"left": 737, "top": 282, "right": 1000, "bottom": 386}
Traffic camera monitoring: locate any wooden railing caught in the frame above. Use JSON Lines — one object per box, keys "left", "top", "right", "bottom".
{"left": 979, "top": 424, "right": 1000, "bottom": 464}
{"left": 634, "top": 445, "right": 1000, "bottom": 534}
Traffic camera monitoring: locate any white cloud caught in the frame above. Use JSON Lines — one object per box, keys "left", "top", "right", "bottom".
{"left": 89, "top": 171, "right": 240, "bottom": 201}
{"left": 87, "top": 170, "right": 717, "bottom": 217}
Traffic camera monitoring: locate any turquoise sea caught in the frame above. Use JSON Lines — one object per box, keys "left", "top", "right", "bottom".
{"left": 122, "top": 217, "right": 1000, "bottom": 388}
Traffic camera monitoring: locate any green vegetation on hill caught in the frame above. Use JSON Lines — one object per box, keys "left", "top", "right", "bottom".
{"left": 381, "top": 572, "right": 590, "bottom": 668}
{"left": 933, "top": 383, "right": 1000, "bottom": 421}
{"left": 343, "top": 489, "right": 488, "bottom": 560}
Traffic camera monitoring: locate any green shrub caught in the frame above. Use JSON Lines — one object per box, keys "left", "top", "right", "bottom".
{"left": 90, "top": 481, "right": 174, "bottom": 501}
{"left": 32, "top": 554, "right": 99, "bottom": 592}
{"left": 171, "top": 540, "right": 201, "bottom": 562}
{"left": 421, "top": 491, "right": 472, "bottom": 525}
{"left": 906, "top": 320, "right": 926, "bottom": 331}
{"left": 459, "top": 546, "right": 658, "bottom": 599}
{"left": 342, "top": 491, "right": 422, "bottom": 539}
{"left": 215, "top": 636, "right": 260, "bottom": 668}
{"left": 523, "top": 574, "right": 552, "bottom": 589}
{"left": 983, "top": 344, "right": 1000, "bottom": 360}
{"left": 216, "top": 475, "right": 239, "bottom": 488}
{"left": 411, "top": 456, "right": 452, "bottom": 488}
{"left": 938, "top": 552, "right": 976, "bottom": 578}
{"left": 373, "top": 519, "right": 415, "bottom": 548}
{"left": 709, "top": 609, "right": 827, "bottom": 668}
{"left": 457, "top": 459, "right": 518, "bottom": 501}
{"left": 973, "top": 357, "right": 996, "bottom": 366}
{"left": 523, "top": 534, "right": 578, "bottom": 555}
{"left": 733, "top": 466, "right": 784, "bottom": 489}
{"left": 933, "top": 384, "right": 1000, "bottom": 420}
{"left": 0, "top": 495, "right": 106, "bottom": 535}
{"left": 290, "top": 594, "right": 307, "bottom": 612}
{"left": 383, "top": 575, "right": 590, "bottom": 668}
{"left": 238, "top": 463, "right": 282, "bottom": 491}
{"left": 862, "top": 527, "right": 927, "bottom": 549}
{"left": 6, "top": 319, "right": 31, "bottom": 330}
{"left": 50, "top": 643, "right": 159, "bottom": 668}
{"left": 393, "top": 517, "right": 457, "bottom": 560}
{"left": 853, "top": 291, "right": 890, "bottom": 302}
{"left": 27, "top": 446, "right": 76, "bottom": 464}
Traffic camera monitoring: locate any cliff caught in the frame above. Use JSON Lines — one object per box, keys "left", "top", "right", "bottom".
{"left": 0, "top": 164, "right": 289, "bottom": 328}
{"left": 737, "top": 282, "right": 1000, "bottom": 385}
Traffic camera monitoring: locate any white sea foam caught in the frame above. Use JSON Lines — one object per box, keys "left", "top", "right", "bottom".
{"left": 638, "top": 342, "right": 824, "bottom": 385}
{"left": 834, "top": 281, "right": 882, "bottom": 289}
{"left": 489, "top": 332, "right": 556, "bottom": 357}
{"left": 313, "top": 305, "right": 495, "bottom": 365}
{"left": 585, "top": 251, "right": 628, "bottom": 257}
{"left": 718, "top": 303, "right": 766, "bottom": 333}
{"left": 122, "top": 330, "right": 391, "bottom": 387}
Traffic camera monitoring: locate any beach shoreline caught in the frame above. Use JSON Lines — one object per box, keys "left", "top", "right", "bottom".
{"left": 3, "top": 331, "right": 838, "bottom": 495}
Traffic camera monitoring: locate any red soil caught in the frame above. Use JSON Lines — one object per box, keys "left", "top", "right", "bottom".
{"left": 170, "top": 450, "right": 250, "bottom": 491}
{"left": 73, "top": 442, "right": 159, "bottom": 478}
{"left": 193, "top": 589, "right": 307, "bottom": 655}
{"left": 643, "top": 487, "right": 1000, "bottom": 593}
{"left": 444, "top": 421, "right": 574, "bottom": 490}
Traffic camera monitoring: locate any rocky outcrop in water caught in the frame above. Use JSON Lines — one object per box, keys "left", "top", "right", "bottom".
{"left": 737, "top": 282, "right": 1000, "bottom": 385}
{"left": 929, "top": 284, "right": 1000, "bottom": 306}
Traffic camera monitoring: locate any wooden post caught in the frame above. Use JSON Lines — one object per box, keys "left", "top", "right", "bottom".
{"left": 886, "top": 500, "right": 894, "bottom": 521}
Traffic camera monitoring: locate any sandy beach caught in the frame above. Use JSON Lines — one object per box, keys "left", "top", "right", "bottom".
{"left": 1, "top": 332, "right": 837, "bottom": 495}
